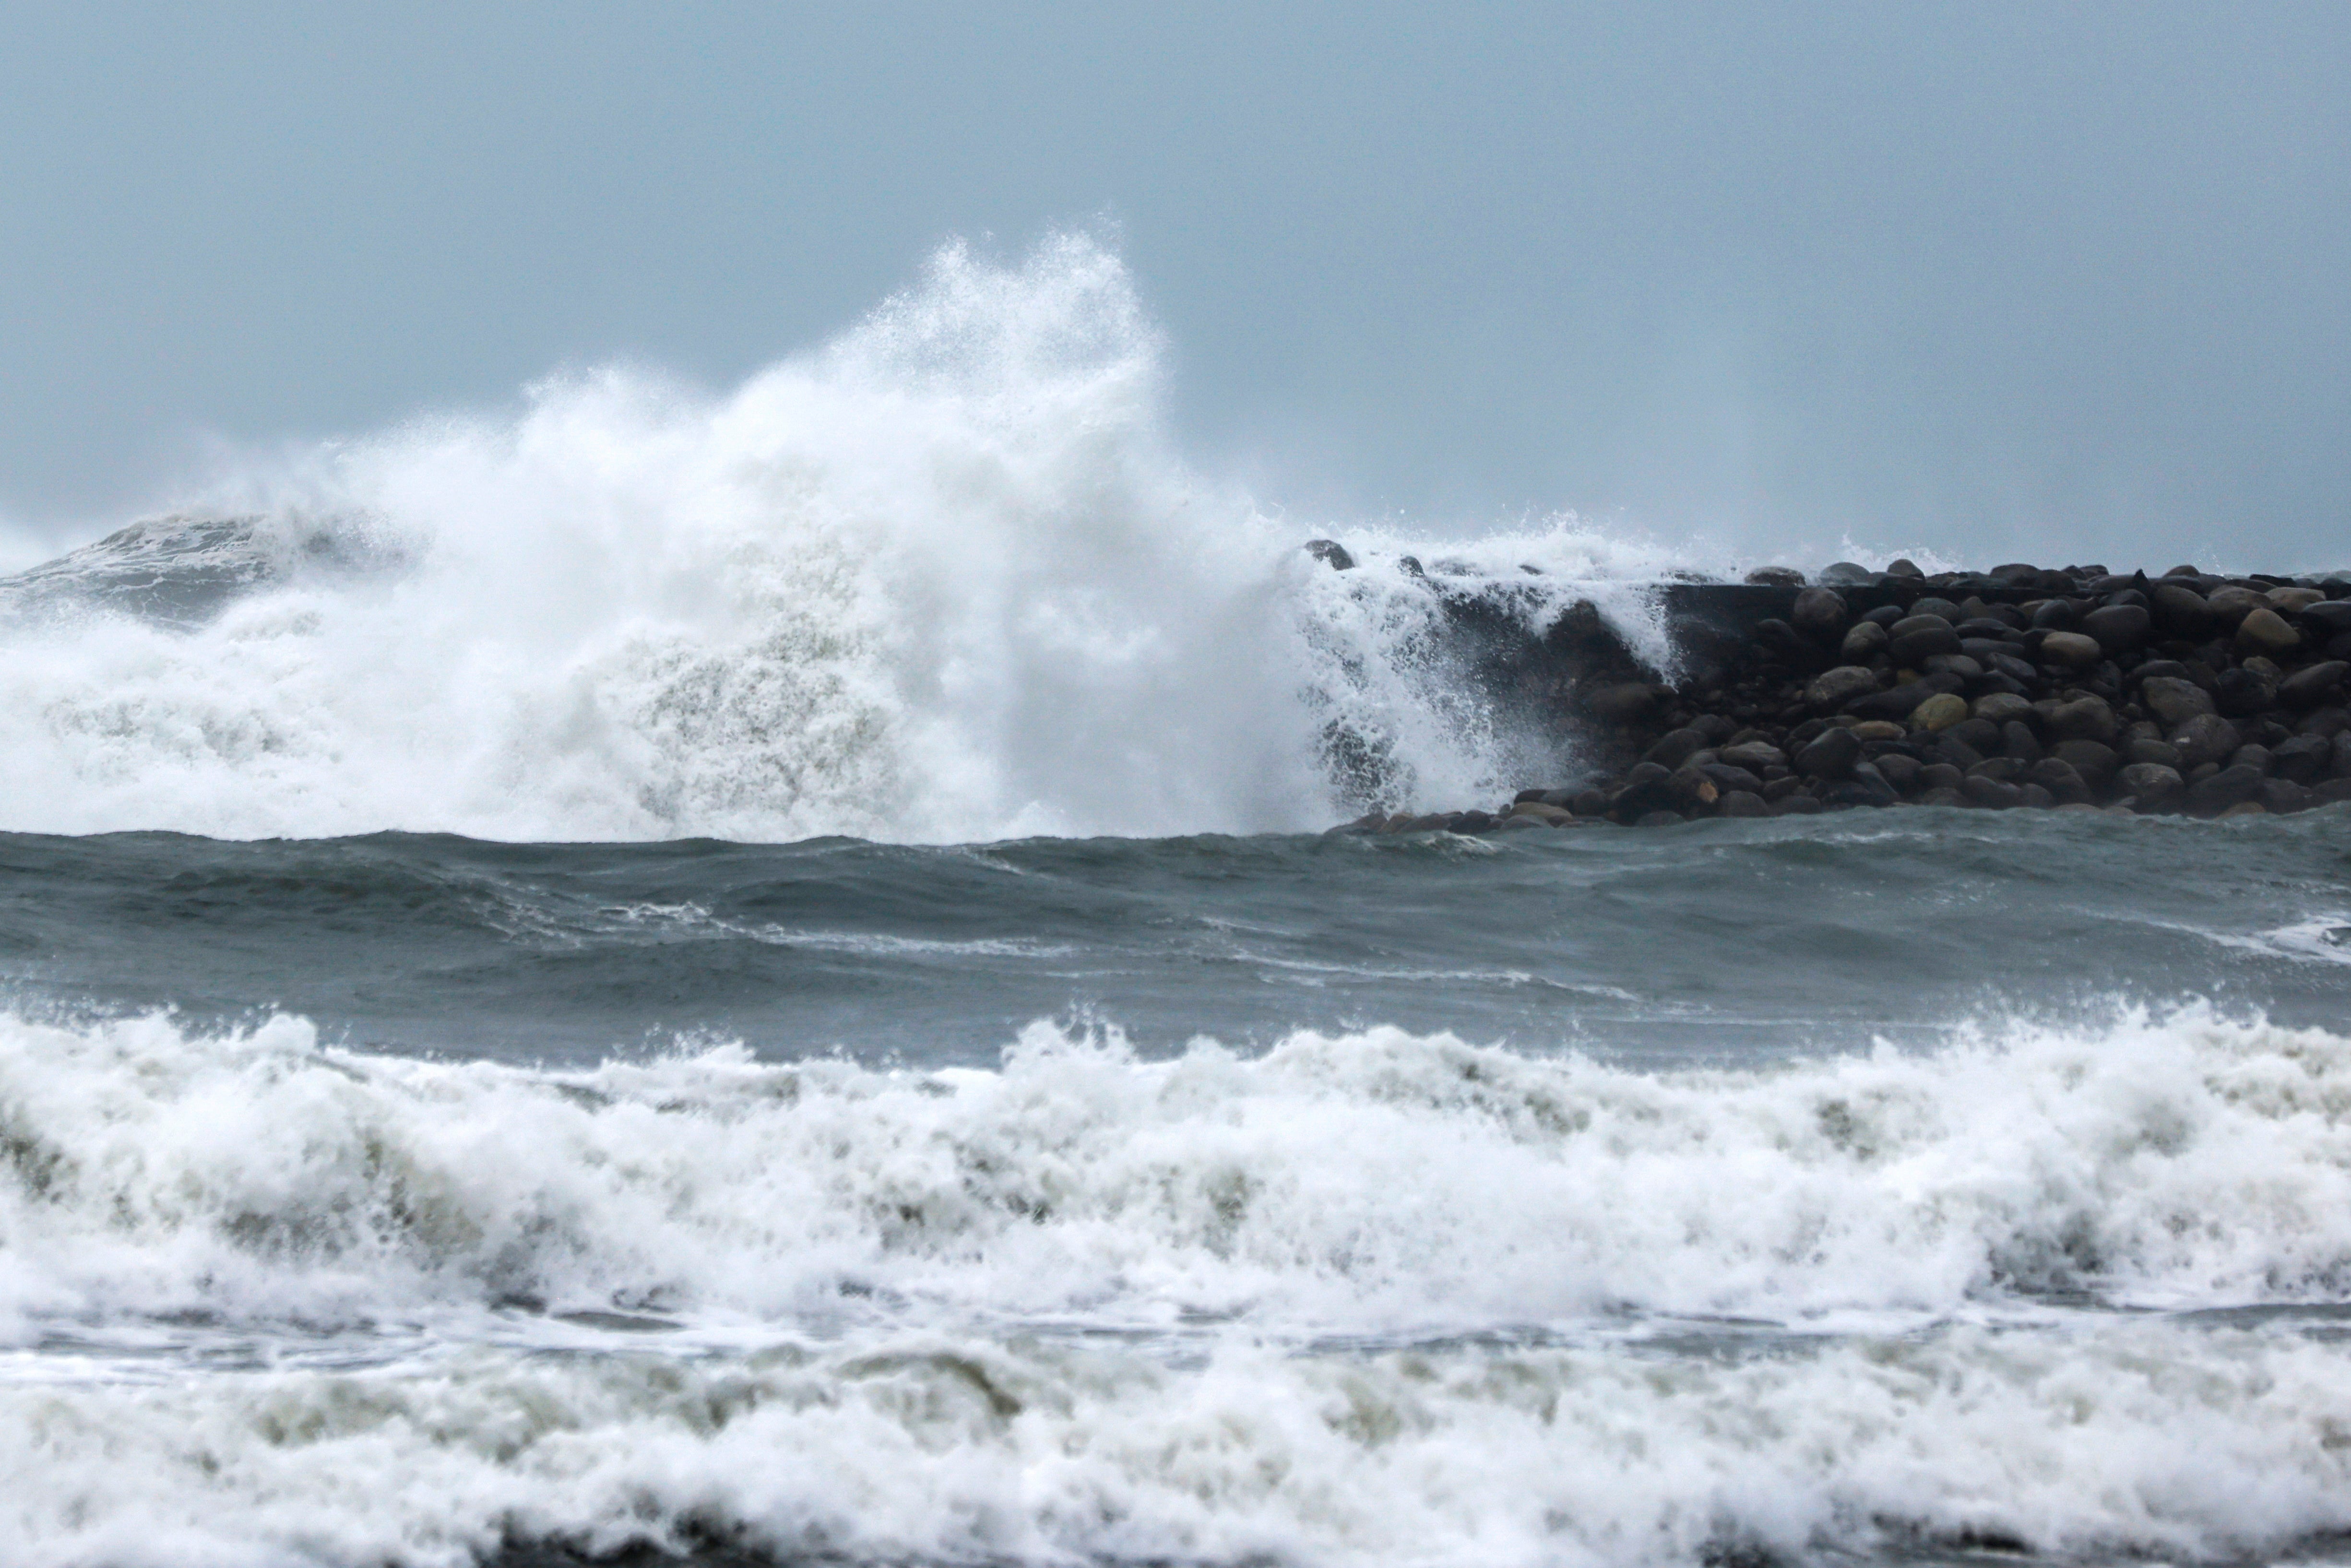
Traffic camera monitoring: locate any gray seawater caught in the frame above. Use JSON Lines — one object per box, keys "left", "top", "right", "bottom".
{"left": 4, "top": 812, "right": 2351, "bottom": 1568}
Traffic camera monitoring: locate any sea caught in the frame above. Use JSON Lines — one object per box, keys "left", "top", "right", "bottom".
{"left": 2, "top": 238, "right": 2349, "bottom": 1568}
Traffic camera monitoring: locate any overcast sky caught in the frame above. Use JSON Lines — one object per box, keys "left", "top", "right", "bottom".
{"left": 3, "top": 2, "right": 2345, "bottom": 567}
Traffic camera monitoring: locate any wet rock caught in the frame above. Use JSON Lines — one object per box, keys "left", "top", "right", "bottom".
{"left": 1805, "top": 665, "right": 1883, "bottom": 710}
{"left": 1910, "top": 692, "right": 1970, "bottom": 732}
{"left": 1690, "top": 713, "right": 1738, "bottom": 744}
{"left": 1791, "top": 586, "right": 1849, "bottom": 644}
{"left": 1819, "top": 561, "right": 1876, "bottom": 586}
{"left": 2261, "top": 779, "right": 2317, "bottom": 814}
{"left": 1611, "top": 762, "right": 1678, "bottom": 818}
{"left": 1644, "top": 727, "right": 1711, "bottom": 769}
{"left": 1744, "top": 566, "right": 1806, "bottom": 587}
{"left": 1636, "top": 810, "right": 1687, "bottom": 827}
{"left": 1770, "top": 795, "right": 1827, "bottom": 815}
{"left": 2117, "top": 762, "right": 2186, "bottom": 810}
{"left": 2139, "top": 676, "right": 2215, "bottom": 728}
{"left": 2125, "top": 736, "right": 2184, "bottom": 769}
{"left": 2301, "top": 601, "right": 2351, "bottom": 641}
{"left": 1852, "top": 719, "right": 1906, "bottom": 743}
{"left": 2212, "top": 665, "right": 2277, "bottom": 717}
{"left": 2043, "top": 696, "right": 2117, "bottom": 744}
{"left": 2272, "top": 734, "right": 2331, "bottom": 784}
{"left": 1668, "top": 768, "right": 1722, "bottom": 811}
{"left": 2080, "top": 603, "right": 2152, "bottom": 656}
{"left": 1885, "top": 558, "right": 1925, "bottom": 579}
{"left": 1795, "top": 726, "right": 1864, "bottom": 780}
{"left": 1718, "top": 741, "right": 1787, "bottom": 772}
{"left": 2051, "top": 739, "right": 2120, "bottom": 788}
{"left": 1305, "top": 539, "right": 1356, "bottom": 570}
{"left": 1962, "top": 775, "right": 2025, "bottom": 808}
{"left": 2002, "top": 721, "right": 2044, "bottom": 762}
{"left": 2039, "top": 630, "right": 2104, "bottom": 669}
{"left": 1840, "top": 619, "right": 1889, "bottom": 662}
{"left": 1971, "top": 692, "right": 2035, "bottom": 727}
{"left": 2027, "top": 757, "right": 2092, "bottom": 804}
{"left": 1874, "top": 753, "right": 1922, "bottom": 792}
{"left": 1717, "top": 789, "right": 1770, "bottom": 817}
{"left": 1452, "top": 810, "right": 1495, "bottom": 833}
{"left": 2150, "top": 583, "right": 2213, "bottom": 638}
{"left": 2170, "top": 713, "right": 2242, "bottom": 769}
{"left": 1507, "top": 801, "right": 1577, "bottom": 825}
{"left": 1847, "top": 681, "right": 1938, "bottom": 721}
{"left": 1570, "top": 789, "right": 1613, "bottom": 818}
{"left": 2279, "top": 661, "right": 2349, "bottom": 709}
{"left": 1888, "top": 615, "right": 1961, "bottom": 665}
{"left": 1912, "top": 597, "right": 1964, "bottom": 623}
{"left": 2187, "top": 763, "right": 2268, "bottom": 814}
{"left": 2236, "top": 606, "right": 2301, "bottom": 656}
{"left": 2268, "top": 586, "right": 2327, "bottom": 615}
{"left": 2216, "top": 801, "right": 2269, "bottom": 819}
{"left": 1916, "top": 762, "right": 1965, "bottom": 795}
{"left": 2031, "top": 598, "right": 2081, "bottom": 630}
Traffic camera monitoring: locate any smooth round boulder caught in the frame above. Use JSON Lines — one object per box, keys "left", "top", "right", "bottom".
{"left": 2149, "top": 583, "right": 2213, "bottom": 638}
{"left": 1962, "top": 775, "right": 2025, "bottom": 808}
{"left": 2117, "top": 762, "right": 2186, "bottom": 810}
{"left": 2038, "top": 630, "right": 2104, "bottom": 668}
{"left": 1840, "top": 619, "right": 1889, "bottom": 662}
{"left": 2170, "top": 713, "right": 2243, "bottom": 769}
{"left": 1644, "top": 727, "right": 1710, "bottom": 769}
{"left": 2027, "top": 757, "right": 2092, "bottom": 803}
{"left": 2138, "top": 676, "right": 2216, "bottom": 728}
{"left": 1718, "top": 741, "right": 1787, "bottom": 772}
{"left": 2236, "top": 606, "right": 2302, "bottom": 656}
{"left": 2268, "top": 586, "right": 2326, "bottom": 615}
{"left": 1806, "top": 665, "right": 1883, "bottom": 710}
{"left": 1888, "top": 616, "right": 1961, "bottom": 665}
{"left": 1716, "top": 789, "right": 1770, "bottom": 817}
{"left": 2279, "top": 661, "right": 2349, "bottom": 709}
{"left": 1584, "top": 682, "right": 1658, "bottom": 725}
{"left": 2043, "top": 695, "right": 2118, "bottom": 744}
{"left": 2051, "top": 739, "right": 2120, "bottom": 787}
{"left": 1744, "top": 566, "right": 1806, "bottom": 587}
{"left": 2203, "top": 586, "right": 2263, "bottom": 630}
{"left": 1971, "top": 692, "right": 2035, "bottom": 727}
{"left": 2188, "top": 763, "right": 2268, "bottom": 814}
{"left": 1791, "top": 587, "right": 1849, "bottom": 644}
{"left": 1910, "top": 692, "right": 1970, "bottom": 732}
{"left": 1910, "top": 597, "right": 1963, "bottom": 623}
{"left": 1818, "top": 561, "right": 1876, "bottom": 586}
{"left": 2213, "top": 666, "right": 2277, "bottom": 718}
{"left": 2080, "top": 603, "right": 2151, "bottom": 655}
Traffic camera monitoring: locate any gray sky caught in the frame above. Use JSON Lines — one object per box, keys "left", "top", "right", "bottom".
{"left": 3, "top": 2, "right": 2345, "bottom": 567}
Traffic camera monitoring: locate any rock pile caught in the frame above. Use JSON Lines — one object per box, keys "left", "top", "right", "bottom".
{"left": 1334, "top": 559, "right": 2351, "bottom": 832}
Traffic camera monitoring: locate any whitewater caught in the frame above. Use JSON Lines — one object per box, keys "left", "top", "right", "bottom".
{"left": 2, "top": 237, "right": 2349, "bottom": 1568}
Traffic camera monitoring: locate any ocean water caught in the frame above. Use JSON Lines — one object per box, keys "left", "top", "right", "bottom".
{"left": 3, "top": 239, "right": 2350, "bottom": 1568}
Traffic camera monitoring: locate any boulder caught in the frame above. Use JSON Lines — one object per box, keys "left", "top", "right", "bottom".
{"left": 2125, "top": 736, "right": 2184, "bottom": 769}
{"left": 2170, "top": 713, "right": 2243, "bottom": 769}
{"left": 2039, "top": 630, "right": 2104, "bottom": 669}
{"left": 2237, "top": 606, "right": 2302, "bottom": 656}
{"left": 2301, "top": 601, "right": 2351, "bottom": 640}
{"left": 2213, "top": 666, "right": 2277, "bottom": 718}
{"left": 1305, "top": 539, "right": 1356, "bottom": 570}
{"left": 2272, "top": 734, "right": 2331, "bottom": 784}
{"left": 2278, "top": 661, "right": 2349, "bottom": 709}
{"left": 1910, "top": 693, "right": 1970, "bottom": 732}
{"left": 1507, "top": 801, "right": 1577, "bottom": 825}
{"left": 2149, "top": 584, "right": 2213, "bottom": 638}
{"left": 1889, "top": 615, "right": 1962, "bottom": 665}
{"left": 1840, "top": 619, "right": 1890, "bottom": 662}
{"left": 2205, "top": 585, "right": 2264, "bottom": 630}
{"left": 2027, "top": 757, "right": 2093, "bottom": 804}
{"left": 1585, "top": 682, "right": 1658, "bottom": 725}
{"left": 2080, "top": 603, "right": 2152, "bottom": 655}
{"left": 2051, "top": 739, "right": 2120, "bottom": 787}
{"left": 1744, "top": 566, "right": 1806, "bottom": 587}
{"left": 1716, "top": 790, "right": 1770, "bottom": 817}
{"left": 2268, "top": 586, "right": 2327, "bottom": 614}
{"left": 2043, "top": 695, "right": 2118, "bottom": 744}
{"left": 1806, "top": 665, "right": 1883, "bottom": 710}
{"left": 2139, "top": 676, "right": 2216, "bottom": 728}
{"left": 2187, "top": 763, "right": 2268, "bottom": 814}
{"left": 1792, "top": 587, "right": 1849, "bottom": 644}
{"left": 2116, "top": 762, "right": 2186, "bottom": 810}
{"left": 1962, "top": 775, "right": 2025, "bottom": 808}
{"left": 1718, "top": 741, "right": 1787, "bottom": 772}
{"left": 1971, "top": 692, "right": 2036, "bottom": 727}
{"left": 2002, "top": 720, "right": 2044, "bottom": 762}
{"left": 2260, "top": 778, "right": 2317, "bottom": 814}
{"left": 1644, "top": 727, "right": 1710, "bottom": 769}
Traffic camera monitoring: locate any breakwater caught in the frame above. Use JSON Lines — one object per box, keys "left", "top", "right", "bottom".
{"left": 1319, "top": 549, "right": 2351, "bottom": 830}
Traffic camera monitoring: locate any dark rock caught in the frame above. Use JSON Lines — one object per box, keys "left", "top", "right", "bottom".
{"left": 2031, "top": 598, "right": 2081, "bottom": 630}
{"left": 1744, "top": 566, "right": 1806, "bottom": 587}
{"left": 2273, "top": 734, "right": 2331, "bottom": 784}
{"left": 2300, "top": 600, "right": 2351, "bottom": 640}
{"left": 1885, "top": 558, "right": 1925, "bottom": 579}
{"left": 1611, "top": 762, "right": 1678, "bottom": 818}
{"left": 2149, "top": 584, "right": 2213, "bottom": 638}
{"left": 2139, "top": 676, "right": 2216, "bottom": 728}
{"left": 1717, "top": 790, "right": 1770, "bottom": 817}
{"left": 2027, "top": 757, "right": 2093, "bottom": 803}
{"left": 1305, "top": 539, "right": 1356, "bottom": 571}
{"left": 1935, "top": 733, "right": 1987, "bottom": 771}
{"left": 2260, "top": 779, "right": 2317, "bottom": 814}
{"left": 1819, "top": 561, "right": 1876, "bottom": 586}
{"left": 1635, "top": 810, "right": 1687, "bottom": 827}
{"left": 1570, "top": 789, "right": 1613, "bottom": 818}
{"left": 1911, "top": 598, "right": 1964, "bottom": 623}
{"left": 1690, "top": 713, "right": 1738, "bottom": 744}
{"left": 1668, "top": 768, "right": 1722, "bottom": 811}
{"left": 2228, "top": 743, "right": 2274, "bottom": 776}
{"left": 2002, "top": 721, "right": 2044, "bottom": 762}
{"left": 1791, "top": 587, "right": 1849, "bottom": 643}
{"left": 2039, "top": 630, "right": 2104, "bottom": 669}
{"left": 1846, "top": 682, "right": 1937, "bottom": 721}
{"left": 2237, "top": 606, "right": 2301, "bottom": 657}
{"left": 2044, "top": 695, "right": 2118, "bottom": 744}
{"left": 1796, "top": 726, "right": 1864, "bottom": 780}
{"left": 1840, "top": 620, "right": 1890, "bottom": 662}
{"left": 1916, "top": 762, "right": 1965, "bottom": 794}
{"left": 1889, "top": 616, "right": 1961, "bottom": 665}
{"left": 1718, "top": 741, "right": 1787, "bottom": 772}
{"left": 2187, "top": 763, "right": 2268, "bottom": 814}
{"left": 1806, "top": 665, "right": 1882, "bottom": 710}
{"left": 2212, "top": 666, "right": 2277, "bottom": 718}
{"left": 1644, "top": 727, "right": 1710, "bottom": 769}
{"left": 1962, "top": 775, "right": 2025, "bottom": 808}
{"left": 1875, "top": 753, "right": 1922, "bottom": 792}
{"left": 2279, "top": 661, "right": 2349, "bottom": 709}
{"left": 1967, "top": 757, "right": 2028, "bottom": 783}
{"left": 2125, "top": 736, "right": 2184, "bottom": 769}
{"left": 1770, "top": 795, "right": 1826, "bottom": 815}
{"left": 1698, "top": 762, "right": 1766, "bottom": 796}
{"left": 1944, "top": 716, "right": 2003, "bottom": 754}
{"left": 2051, "top": 739, "right": 2120, "bottom": 787}
{"left": 2019, "top": 783, "right": 2057, "bottom": 809}
{"left": 2171, "top": 713, "right": 2243, "bottom": 769}
{"left": 2080, "top": 603, "right": 2152, "bottom": 655}
{"left": 2117, "top": 762, "right": 2186, "bottom": 810}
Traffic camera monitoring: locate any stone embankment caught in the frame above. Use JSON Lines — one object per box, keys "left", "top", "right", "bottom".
{"left": 1330, "top": 556, "right": 2351, "bottom": 832}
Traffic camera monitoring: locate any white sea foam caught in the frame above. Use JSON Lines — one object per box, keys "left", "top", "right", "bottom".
{"left": 0, "top": 236, "right": 1720, "bottom": 844}
{"left": 4, "top": 1005, "right": 2351, "bottom": 1565}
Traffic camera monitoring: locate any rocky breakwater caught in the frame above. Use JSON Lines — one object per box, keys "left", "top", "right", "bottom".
{"left": 1332, "top": 558, "right": 2351, "bottom": 832}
